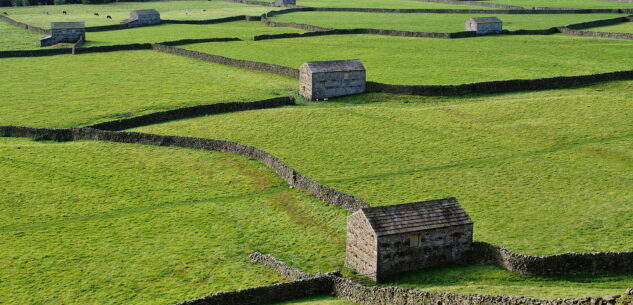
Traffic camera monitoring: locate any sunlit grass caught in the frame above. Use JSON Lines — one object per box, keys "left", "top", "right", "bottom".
{"left": 588, "top": 21, "right": 633, "bottom": 33}
{"left": 0, "top": 21, "right": 43, "bottom": 50}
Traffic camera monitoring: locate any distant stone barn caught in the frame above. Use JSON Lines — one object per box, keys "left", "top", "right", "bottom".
{"left": 299, "top": 60, "right": 366, "bottom": 101}
{"left": 345, "top": 198, "right": 473, "bottom": 282}
{"left": 465, "top": 17, "right": 503, "bottom": 34}
{"left": 275, "top": 0, "right": 296, "bottom": 6}
{"left": 40, "top": 22, "right": 85, "bottom": 47}
{"left": 120, "top": 9, "right": 161, "bottom": 28}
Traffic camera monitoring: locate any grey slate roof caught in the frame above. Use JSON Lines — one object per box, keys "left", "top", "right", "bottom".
{"left": 50, "top": 22, "right": 85, "bottom": 29}
{"left": 131, "top": 9, "right": 160, "bottom": 16}
{"left": 469, "top": 17, "right": 502, "bottom": 24}
{"left": 302, "top": 60, "right": 365, "bottom": 73}
{"left": 361, "top": 198, "right": 472, "bottom": 236}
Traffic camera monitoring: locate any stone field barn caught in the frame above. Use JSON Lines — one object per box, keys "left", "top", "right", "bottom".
{"left": 299, "top": 60, "right": 366, "bottom": 101}
{"left": 40, "top": 22, "right": 85, "bottom": 47}
{"left": 465, "top": 17, "right": 503, "bottom": 35}
{"left": 121, "top": 9, "right": 161, "bottom": 28}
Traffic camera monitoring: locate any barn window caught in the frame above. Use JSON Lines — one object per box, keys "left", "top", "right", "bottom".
{"left": 410, "top": 233, "right": 421, "bottom": 247}
{"left": 343, "top": 72, "right": 350, "bottom": 80}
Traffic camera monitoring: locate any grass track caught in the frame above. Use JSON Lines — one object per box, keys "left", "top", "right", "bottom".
{"left": 0, "top": 50, "right": 296, "bottom": 128}
{"left": 181, "top": 34, "right": 633, "bottom": 85}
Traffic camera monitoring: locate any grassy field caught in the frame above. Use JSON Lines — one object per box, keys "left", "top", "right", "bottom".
{"left": 269, "top": 12, "right": 626, "bottom": 32}
{"left": 82, "top": 20, "right": 305, "bottom": 46}
{"left": 589, "top": 21, "right": 633, "bottom": 32}
{"left": 182, "top": 34, "right": 633, "bottom": 85}
{"left": 134, "top": 80, "right": 633, "bottom": 257}
{"left": 481, "top": 0, "right": 633, "bottom": 9}
{"left": 0, "top": 21, "right": 43, "bottom": 50}
{"left": 0, "top": 137, "right": 348, "bottom": 305}
{"left": 0, "top": 50, "right": 296, "bottom": 128}
{"left": 275, "top": 296, "right": 358, "bottom": 305}
{"left": 295, "top": 0, "right": 485, "bottom": 8}
{"left": 1, "top": 1, "right": 280, "bottom": 28}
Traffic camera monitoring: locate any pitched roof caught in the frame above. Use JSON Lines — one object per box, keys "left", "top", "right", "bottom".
{"left": 469, "top": 17, "right": 502, "bottom": 24}
{"left": 131, "top": 9, "right": 160, "bottom": 16}
{"left": 50, "top": 22, "right": 85, "bottom": 29}
{"left": 301, "top": 60, "right": 365, "bottom": 73}
{"left": 360, "top": 198, "right": 472, "bottom": 236}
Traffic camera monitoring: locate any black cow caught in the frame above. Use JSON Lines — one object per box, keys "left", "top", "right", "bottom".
{"left": 106, "top": 15, "right": 112, "bottom": 19}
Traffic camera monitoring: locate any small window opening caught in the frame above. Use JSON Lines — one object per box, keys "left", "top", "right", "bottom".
{"left": 410, "top": 233, "right": 421, "bottom": 247}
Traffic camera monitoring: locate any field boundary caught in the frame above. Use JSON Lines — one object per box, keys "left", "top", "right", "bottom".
{"left": 414, "top": 0, "right": 524, "bottom": 10}
{"left": 0, "top": 13, "right": 49, "bottom": 34}
{"left": 86, "top": 96, "right": 296, "bottom": 131}
{"left": 559, "top": 27, "right": 633, "bottom": 39}
{"left": 0, "top": 125, "right": 370, "bottom": 212}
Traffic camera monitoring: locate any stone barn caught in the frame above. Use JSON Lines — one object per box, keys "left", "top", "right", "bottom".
{"left": 275, "top": 0, "right": 296, "bottom": 6}
{"left": 40, "top": 22, "right": 85, "bottom": 47}
{"left": 345, "top": 197, "right": 473, "bottom": 282}
{"left": 120, "top": 9, "right": 161, "bottom": 28}
{"left": 299, "top": 60, "right": 366, "bottom": 101}
{"left": 465, "top": 17, "right": 503, "bottom": 34}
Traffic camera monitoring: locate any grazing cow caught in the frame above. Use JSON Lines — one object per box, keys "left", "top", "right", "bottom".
{"left": 106, "top": 15, "right": 112, "bottom": 19}
{"left": 3, "top": 12, "right": 8, "bottom": 15}
{"left": 63, "top": 10, "right": 67, "bottom": 15}
{"left": 42, "top": 10, "right": 49, "bottom": 15}
{"left": 201, "top": 9, "right": 206, "bottom": 12}
{"left": 94, "top": 12, "right": 99, "bottom": 16}
{"left": 184, "top": 11, "right": 189, "bottom": 16}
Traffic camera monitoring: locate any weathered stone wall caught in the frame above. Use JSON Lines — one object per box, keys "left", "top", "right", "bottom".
{"left": 87, "top": 97, "right": 294, "bottom": 131}
{"left": 127, "top": 14, "right": 161, "bottom": 28}
{"left": 176, "top": 276, "right": 333, "bottom": 305}
{"left": 300, "top": 69, "right": 366, "bottom": 100}
{"left": 469, "top": 21, "right": 503, "bottom": 34}
{"left": 376, "top": 224, "right": 473, "bottom": 282}
{"left": 249, "top": 252, "right": 315, "bottom": 280}
{"left": 345, "top": 212, "right": 379, "bottom": 281}
{"left": 559, "top": 27, "right": 633, "bottom": 39}
{"left": 467, "top": 241, "right": 633, "bottom": 276}
{"left": 0, "top": 14, "right": 49, "bottom": 34}
{"left": 40, "top": 27, "right": 85, "bottom": 47}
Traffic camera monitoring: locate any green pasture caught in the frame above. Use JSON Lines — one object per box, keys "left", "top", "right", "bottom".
{"left": 0, "top": 137, "right": 348, "bottom": 305}
{"left": 83, "top": 20, "right": 305, "bottom": 46}
{"left": 589, "top": 20, "right": 633, "bottom": 32}
{"left": 0, "top": 50, "right": 295, "bottom": 128}
{"left": 0, "top": 21, "right": 42, "bottom": 50}
{"left": 1, "top": 1, "right": 279, "bottom": 28}
{"left": 296, "top": 0, "right": 485, "bottom": 9}
{"left": 182, "top": 34, "right": 633, "bottom": 85}
{"left": 269, "top": 11, "right": 626, "bottom": 32}
{"left": 481, "top": 0, "right": 633, "bottom": 9}
{"left": 275, "top": 297, "right": 359, "bottom": 305}
{"left": 134, "top": 80, "right": 633, "bottom": 257}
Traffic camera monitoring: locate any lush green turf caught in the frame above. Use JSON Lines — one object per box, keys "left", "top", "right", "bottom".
{"left": 270, "top": 11, "right": 626, "bottom": 32}
{"left": 481, "top": 0, "right": 633, "bottom": 9}
{"left": 0, "top": 21, "right": 43, "bottom": 50}
{"left": 590, "top": 20, "right": 633, "bottom": 33}
{"left": 1, "top": 1, "right": 280, "bottom": 28}
{"left": 182, "top": 34, "right": 633, "bottom": 85}
{"left": 296, "top": 0, "right": 485, "bottom": 9}
{"left": 134, "top": 80, "right": 633, "bottom": 257}
{"left": 0, "top": 50, "right": 295, "bottom": 128}
{"left": 0, "top": 137, "right": 348, "bottom": 305}
{"left": 375, "top": 263, "right": 633, "bottom": 299}
{"left": 274, "top": 296, "right": 358, "bottom": 305}
{"left": 83, "top": 20, "right": 305, "bottom": 46}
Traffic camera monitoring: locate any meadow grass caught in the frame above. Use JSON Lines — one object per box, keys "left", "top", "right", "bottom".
{"left": 480, "top": 0, "right": 633, "bottom": 9}
{"left": 83, "top": 20, "right": 305, "bottom": 46}
{"left": 182, "top": 34, "right": 633, "bottom": 84}
{"left": 0, "top": 50, "right": 296, "bottom": 128}
{"left": 1, "top": 0, "right": 280, "bottom": 28}
{"left": 295, "top": 0, "right": 485, "bottom": 9}
{"left": 0, "top": 21, "right": 43, "bottom": 50}
{"left": 269, "top": 12, "right": 626, "bottom": 32}
{"left": 0, "top": 137, "right": 348, "bottom": 305}
{"left": 589, "top": 21, "right": 633, "bottom": 32}
{"left": 133, "top": 80, "right": 633, "bottom": 257}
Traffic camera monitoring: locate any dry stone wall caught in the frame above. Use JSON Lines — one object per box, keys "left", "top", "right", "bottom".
{"left": 415, "top": 0, "right": 524, "bottom": 10}
{"left": 0, "top": 14, "right": 49, "bottom": 34}
{"left": 249, "top": 252, "right": 315, "bottom": 280}
{"left": 559, "top": 27, "right": 633, "bottom": 39}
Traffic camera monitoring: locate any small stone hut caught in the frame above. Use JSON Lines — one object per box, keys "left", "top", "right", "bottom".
{"left": 120, "top": 9, "right": 161, "bottom": 28}
{"left": 299, "top": 60, "right": 366, "bottom": 101}
{"left": 275, "top": 0, "right": 296, "bottom": 6}
{"left": 465, "top": 17, "right": 503, "bottom": 34}
{"left": 40, "top": 22, "right": 85, "bottom": 47}
{"left": 345, "top": 197, "right": 473, "bottom": 282}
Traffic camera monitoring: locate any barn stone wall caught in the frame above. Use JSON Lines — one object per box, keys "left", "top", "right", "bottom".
{"left": 127, "top": 14, "right": 161, "bottom": 28}
{"left": 41, "top": 28, "right": 85, "bottom": 47}
{"left": 376, "top": 224, "right": 473, "bottom": 282}
{"left": 300, "top": 69, "right": 366, "bottom": 100}
{"left": 466, "top": 21, "right": 502, "bottom": 34}
{"left": 345, "top": 212, "right": 379, "bottom": 281}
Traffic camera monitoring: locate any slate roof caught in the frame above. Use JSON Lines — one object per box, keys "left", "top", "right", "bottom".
{"left": 302, "top": 60, "right": 365, "bottom": 73}
{"left": 360, "top": 198, "right": 472, "bottom": 236}
{"left": 131, "top": 9, "right": 160, "bottom": 17}
{"left": 50, "top": 22, "right": 85, "bottom": 29}
{"left": 469, "top": 17, "right": 502, "bottom": 24}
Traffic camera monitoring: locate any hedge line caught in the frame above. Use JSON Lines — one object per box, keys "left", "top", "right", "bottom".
{"left": 151, "top": 43, "right": 300, "bottom": 78}
{"left": 0, "top": 125, "right": 370, "bottom": 211}
{"left": 87, "top": 96, "right": 296, "bottom": 131}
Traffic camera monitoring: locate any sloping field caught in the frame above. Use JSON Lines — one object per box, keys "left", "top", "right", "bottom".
{"left": 0, "top": 50, "right": 295, "bottom": 128}
{"left": 1, "top": 1, "right": 281, "bottom": 28}
{"left": 0, "top": 137, "right": 347, "bottom": 305}
{"left": 181, "top": 34, "right": 633, "bottom": 84}
{"left": 0, "top": 21, "right": 42, "bottom": 51}
{"left": 269, "top": 12, "right": 627, "bottom": 32}
{"left": 134, "top": 80, "right": 633, "bottom": 256}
